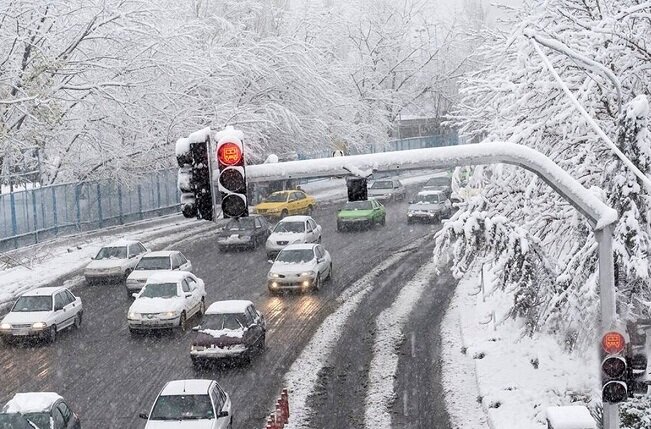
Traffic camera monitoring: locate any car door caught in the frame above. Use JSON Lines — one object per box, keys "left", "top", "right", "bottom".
{"left": 52, "top": 292, "right": 71, "bottom": 329}
{"left": 314, "top": 246, "right": 327, "bottom": 276}
{"left": 286, "top": 192, "right": 298, "bottom": 214}
{"left": 171, "top": 254, "right": 181, "bottom": 271}
{"left": 180, "top": 279, "right": 195, "bottom": 316}
{"left": 63, "top": 290, "right": 81, "bottom": 319}
{"left": 212, "top": 384, "right": 231, "bottom": 429}
{"left": 56, "top": 401, "right": 77, "bottom": 429}
{"left": 127, "top": 244, "right": 140, "bottom": 270}
{"left": 186, "top": 276, "right": 203, "bottom": 315}
{"left": 52, "top": 407, "right": 66, "bottom": 429}
{"left": 304, "top": 220, "right": 315, "bottom": 243}
{"left": 371, "top": 200, "right": 380, "bottom": 221}
{"left": 243, "top": 306, "right": 262, "bottom": 347}
{"left": 308, "top": 219, "right": 321, "bottom": 241}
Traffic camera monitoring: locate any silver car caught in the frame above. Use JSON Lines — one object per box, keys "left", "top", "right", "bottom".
{"left": 265, "top": 216, "right": 322, "bottom": 259}
{"left": 125, "top": 250, "right": 192, "bottom": 298}
{"left": 267, "top": 243, "right": 332, "bottom": 294}
{"left": 407, "top": 190, "right": 451, "bottom": 223}
{"left": 368, "top": 178, "right": 406, "bottom": 202}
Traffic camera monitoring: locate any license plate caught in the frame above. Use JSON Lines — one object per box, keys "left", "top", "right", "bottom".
{"left": 14, "top": 329, "right": 30, "bottom": 336}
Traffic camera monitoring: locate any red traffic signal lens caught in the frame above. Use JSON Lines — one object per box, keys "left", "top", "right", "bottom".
{"left": 602, "top": 380, "right": 627, "bottom": 403}
{"left": 602, "top": 331, "right": 626, "bottom": 354}
{"left": 602, "top": 356, "right": 627, "bottom": 378}
{"left": 217, "top": 142, "right": 242, "bottom": 166}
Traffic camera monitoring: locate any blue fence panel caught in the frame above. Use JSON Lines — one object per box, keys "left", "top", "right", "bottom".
{"left": 0, "top": 168, "right": 180, "bottom": 252}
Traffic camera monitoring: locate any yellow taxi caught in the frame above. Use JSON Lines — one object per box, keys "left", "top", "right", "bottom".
{"left": 254, "top": 190, "right": 316, "bottom": 218}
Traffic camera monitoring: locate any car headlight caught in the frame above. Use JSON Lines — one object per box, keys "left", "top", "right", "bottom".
{"left": 128, "top": 312, "right": 141, "bottom": 320}
{"left": 0, "top": 323, "right": 11, "bottom": 330}
{"left": 160, "top": 311, "right": 180, "bottom": 319}
{"left": 241, "top": 235, "right": 251, "bottom": 240}
{"left": 301, "top": 271, "right": 317, "bottom": 278}
{"left": 429, "top": 212, "right": 436, "bottom": 217}
{"left": 408, "top": 212, "right": 414, "bottom": 216}
{"left": 32, "top": 322, "right": 47, "bottom": 329}
{"left": 269, "top": 272, "right": 281, "bottom": 278}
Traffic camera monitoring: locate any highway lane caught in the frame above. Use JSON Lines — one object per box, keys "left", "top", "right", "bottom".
{"left": 0, "top": 197, "right": 441, "bottom": 428}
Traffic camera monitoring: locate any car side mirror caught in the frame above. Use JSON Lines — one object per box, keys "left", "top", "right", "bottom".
{"left": 90, "top": 256, "right": 95, "bottom": 260}
{"left": 55, "top": 304, "right": 64, "bottom": 311}
{"left": 132, "top": 293, "right": 139, "bottom": 299}
{"left": 218, "top": 410, "right": 229, "bottom": 418}
{"left": 192, "top": 325, "right": 201, "bottom": 332}
{"left": 268, "top": 259, "right": 274, "bottom": 264}
{"left": 129, "top": 254, "right": 137, "bottom": 259}
{"left": 139, "top": 412, "right": 149, "bottom": 420}
{"left": 317, "top": 258, "right": 324, "bottom": 263}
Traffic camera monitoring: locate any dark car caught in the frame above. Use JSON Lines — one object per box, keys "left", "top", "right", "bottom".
{"left": 421, "top": 175, "right": 452, "bottom": 197}
{"left": 190, "top": 300, "right": 266, "bottom": 367}
{"left": 2, "top": 392, "right": 81, "bottom": 429}
{"left": 216, "top": 215, "right": 271, "bottom": 251}
{"left": 0, "top": 413, "right": 38, "bottom": 429}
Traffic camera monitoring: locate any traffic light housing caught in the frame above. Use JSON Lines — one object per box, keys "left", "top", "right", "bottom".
{"left": 216, "top": 130, "right": 248, "bottom": 218}
{"left": 627, "top": 352, "right": 649, "bottom": 395}
{"left": 176, "top": 135, "right": 214, "bottom": 221}
{"left": 601, "top": 330, "right": 628, "bottom": 403}
{"left": 346, "top": 176, "right": 367, "bottom": 201}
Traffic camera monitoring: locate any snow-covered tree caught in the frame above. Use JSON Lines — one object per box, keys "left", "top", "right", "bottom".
{"left": 436, "top": 0, "right": 651, "bottom": 348}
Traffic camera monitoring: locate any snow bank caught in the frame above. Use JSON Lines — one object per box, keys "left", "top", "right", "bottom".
{"left": 364, "top": 257, "right": 440, "bottom": 428}
{"left": 283, "top": 237, "right": 430, "bottom": 429}
{"left": 442, "top": 267, "right": 599, "bottom": 429}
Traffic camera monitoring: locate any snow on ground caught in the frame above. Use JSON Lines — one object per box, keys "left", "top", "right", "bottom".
{"left": 283, "top": 237, "right": 430, "bottom": 429}
{"left": 442, "top": 266, "right": 599, "bottom": 429}
{"left": 0, "top": 219, "right": 217, "bottom": 310}
{"left": 364, "top": 256, "right": 441, "bottom": 428}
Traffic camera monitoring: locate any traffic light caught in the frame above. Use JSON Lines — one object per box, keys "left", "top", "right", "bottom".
{"left": 175, "top": 136, "right": 214, "bottom": 221}
{"left": 346, "top": 176, "right": 367, "bottom": 201}
{"left": 601, "top": 330, "right": 628, "bottom": 403}
{"left": 189, "top": 140, "right": 214, "bottom": 221}
{"left": 216, "top": 130, "right": 248, "bottom": 218}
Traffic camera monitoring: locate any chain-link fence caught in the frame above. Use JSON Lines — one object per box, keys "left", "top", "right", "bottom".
{"left": 0, "top": 169, "right": 180, "bottom": 252}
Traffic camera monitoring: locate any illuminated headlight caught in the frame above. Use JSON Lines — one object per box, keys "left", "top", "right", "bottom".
{"left": 428, "top": 212, "right": 436, "bottom": 217}
{"left": 32, "top": 322, "right": 47, "bottom": 329}
{"left": 0, "top": 323, "right": 11, "bottom": 330}
{"left": 408, "top": 212, "right": 414, "bottom": 217}
{"left": 301, "top": 271, "right": 317, "bottom": 278}
{"left": 160, "top": 311, "right": 180, "bottom": 319}
{"left": 269, "top": 272, "right": 281, "bottom": 278}
{"left": 302, "top": 281, "right": 311, "bottom": 287}
{"left": 128, "top": 312, "right": 141, "bottom": 320}
{"left": 271, "top": 282, "right": 279, "bottom": 288}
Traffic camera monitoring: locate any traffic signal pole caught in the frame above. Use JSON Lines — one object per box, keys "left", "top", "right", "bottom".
{"left": 244, "top": 141, "right": 621, "bottom": 427}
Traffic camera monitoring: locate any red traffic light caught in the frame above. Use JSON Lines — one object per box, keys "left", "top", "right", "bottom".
{"left": 602, "top": 331, "right": 626, "bottom": 354}
{"left": 217, "top": 142, "right": 243, "bottom": 166}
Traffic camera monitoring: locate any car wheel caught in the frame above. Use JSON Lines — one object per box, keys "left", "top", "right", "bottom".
{"left": 129, "top": 328, "right": 139, "bottom": 337}
{"left": 327, "top": 263, "right": 333, "bottom": 281}
{"left": 306, "top": 205, "right": 313, "bottom": 215}
{"left": 217, "top": 246, "right": 226, "bottom": 253}
{"left": 127, "top": 289, "right": 134, "bottom": 299}
{"left": 280, "top": 209, "right": 288, "bottom": 219}
{"left": 380, "top": 215, "right": 386, "bottom": 226}
{"left": 259, "top": 332, "right": 266, "bottom": 351}
{"left": 198, "top": 299, "right": 206, "bottom": 316}
{"left": 312, "top": 275, "right": 321, "bottom": 292}
{"left": 74, "top": 313, "right": 82, "bottom": 329}
{"left": 48, "top": 325, "right": 57, "bottom": 343}
{"left": 124, "top": 269, "right": 132, "bottom": 281}
{"left": 179, "top": 312, "right": 187, "bottom": 331}
{"left": 317, "top": 235, "right": 322, "bottom": 244}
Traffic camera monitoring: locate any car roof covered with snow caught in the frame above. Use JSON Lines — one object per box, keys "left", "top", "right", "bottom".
{"left": 206, "top": 300, "right": 253, "bottom": 315}
{"left": 146, "top": 271, "right": 191, "bottom": 284}
{"left": 281, "top": 243, "right": 317, "bottom": 251}
{"left": 103, "top": 239, "right": 142, "bottom": 247}
{"left": 141, "top": 250, "right": 178, "bottom": 258}
{"left": 159, "top": 379, "right": 214, "bottom": 396}
{"left": 20, "top": 286, "right": 68, "bottom": 297}
{"left": 417, "top": 189, "right": 446, "bottom": 196}
{"left": 3, "top": 392, "right": 63, "bottom": 413}
{"left": 278, "top": 215, "right": 312, "bottom": 223}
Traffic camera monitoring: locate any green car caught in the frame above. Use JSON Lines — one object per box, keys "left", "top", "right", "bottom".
{"left": 336, "top": 199, "right": 386, "bottom": 231}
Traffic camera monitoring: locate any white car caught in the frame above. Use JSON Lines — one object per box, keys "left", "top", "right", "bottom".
{"left": 141, "top": 379, "right": 232, "bottom": 429}
{"left": 2, "top": 392, "right": 81, "bottom": 428}
{"left": 267, "top": 243, "right": 332, "bottom": 293}
{"left": 0, "top": 287, "right": 83, "bottom": 343}
{"left": 128, "top": 272, "right": 206, "bottom": 334}
{"left": 84, "top": 239, "right": 149, "bottom": 284}
{"left": 368, "top": 178, "right": 406, "bottom": 202}
{"left": 126, "top": 250, "right": 192, "bottom": 298}
{"left": 265, "top": 215, "right": 322, "bottom": 259}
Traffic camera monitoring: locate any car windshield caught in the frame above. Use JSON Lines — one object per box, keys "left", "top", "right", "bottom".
{"left": 264, "top": 193, "right": 288, "bottom": 203}
{"left": 150, "top": 394, "right": 214, "bottom": 420}
{"left": 343, "top": 201, "right": 373, "bottom": 210}
{"left": 274, "top": 221, "right": 305, "bottom": 233}
{"left": 12, "top": 296, "right": 52, "bottom": 312}
{"left": 371, "top": 180, "right": 393, "bottom": 189}
{"left": 276, "top": 249, "right": 315, "bottom": 263}
{"left": 140, "top": 283, "right": 178, "bottom": 298}
{"left": 135, "top": 257, "right": 171, "bottom": 270}
{"left": 94, "top": 246, "right": 127, "bottom": 260}
{"left": 21, "top": 413, "right": 49, "bottom": 428}
{"left": 415, "top": 194, "right": 441, "bottom": 204}
{"left": 202, "top": 313, "right": 246, "bottom": 330}
{"left": 425, "top": 177, "right": 450, "bottom": 187}
{"left": 225, "top": 218, "right": 256, "bottom": 231}
{"left": 0, "top": 412, "right": 41, "bottom": 429}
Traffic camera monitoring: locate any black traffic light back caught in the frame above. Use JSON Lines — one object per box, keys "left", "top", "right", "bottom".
{"left": 188, "top": 141, "right": 214, "bottom": 221}
{"left": 346, "top": 176, "right": 367, "bottom": 201}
